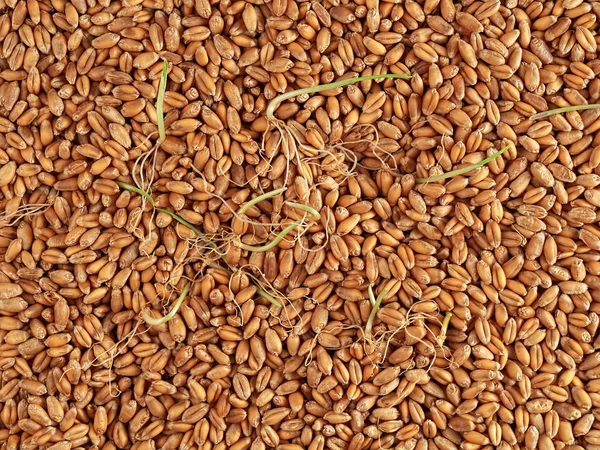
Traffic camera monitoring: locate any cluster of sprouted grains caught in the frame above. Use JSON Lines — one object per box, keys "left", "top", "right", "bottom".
{"left": 2, "top": 0, "right": 600, "bottom": 449}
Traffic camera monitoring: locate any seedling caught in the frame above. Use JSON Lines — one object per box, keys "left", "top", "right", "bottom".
{"left": 115, "top": 181, "right": 204, "bottom": 237}
{"left": 237, "top": 187, "right": 288, "bottom": 215}
{"left": 266, "top": 73, "right": 412, "bottom": 181}
{"left": 142, "top": 282, "right": 191, "bottom": 326}
{"left": 238, "top": 219, "right": 303, "bottom": 252}
{"left": 116, "top": 181, "right": 291, "bottom": 306}
{"left": 118, "top": 179, "right": 301, "bottom": 306}
{"left": 416, "top": 144, "right": 510, "bottom": 183}
{"left": 531, "top": 103, "right": 600, "bottom": 120}
{"left": 132, "top": 58, "right": 169, "bottom": 198}
{"left": 266, "top": 73, "right": 412, "bottom": 120}
{"left": 437, "top": 312, "right": 453, "bottom": 346}
{"left": 365, "top": 286, "right": 389, "bottom": 341}
{"left": 285, "top": 202, "right": 321, "bottom": 220}
{"left": 119, "top": 73, "right": 418, "bottom": 314}
{"left": 119, "top": 178, "right": 310, "bottom": 308}
{"left": 156, "top": 57, "right": 168, "bottom": 143}
{"left": 117, "top": 179, "right": 284, "bottom": 306}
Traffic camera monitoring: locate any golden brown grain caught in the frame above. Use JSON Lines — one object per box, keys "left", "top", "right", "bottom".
{"left": 0, "top": 1, "right": 598, "bottom": 449}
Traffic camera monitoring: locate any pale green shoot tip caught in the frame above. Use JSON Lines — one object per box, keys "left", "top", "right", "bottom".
{"left": 437, "top": 312, "right": 453, "bottom": 346}
{"left": 416, "top": 144, "right": 510, "bottom": 184}
{"left": 157, "top": 57, "right": 169, "bottom": 145}
{"left": 266, "top": 73, "right": 412, "bottom": 119}
{"left": 238, "top": 187, "right": 288, "bottom": 216}
{"left": 285, "top": 201, "right": 321, "bottom": 221}
{"left": 238, "top": 219, "right": 303, "bottom": 252}
{"left": 365, "top": 287, "right": 389, "bottom": 340}
{"left": 116, "top": 181, "right": 155, "bottom": 206}
{"left": 256, "top": 288, "right": 281, "bottom": 308}
{"left": 143, "top": 282, "right": 190, "bottom": 326}
{"left": 531, "top": 103, "right": 600, "bottom": 120}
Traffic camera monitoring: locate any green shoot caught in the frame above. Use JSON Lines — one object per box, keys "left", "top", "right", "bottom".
{"left": 266, "top": 73, "right": 412, "bottom": 119}
{"left": 157, "top": 58, "right": 169, "bottom": 144}
{"left": 416, "top": 144, "right": 510, "bottom": 184}
{"left": 365, "top": 287, "right": 389, "bottom": 340}
{"left": 285, "top": 201, "right": 321, "bottom": 220}
{"left": 143, "top": 281, "right": 190, "bottom": 326}
{"left": 130, "top": 58, "right": 168, "bottom": 201}
{"left": 437, "top": 312, "right": 453, "bottom": 346}
{"left": 116, "top": 181, "right": 155, "bottom": 206}
{"left": 368, "top": 285, "right": 377, "bottom": 307}
{"left": 155, "top": 207, "right": 204, "bottom": 236}
{"left": 206, "top": 263, "right": 282, "bottom": 308}
{"left": 238, "top": 219, "right": 303, "bottom": 252}
{"left": 238, "top": 187, "right": 287, "bottom": 215}
{"left": 531, "top": 103, "right": 600, "bottom": 120}
{"left": 117, "top": 181, "right": 207, "bottom": 242}
{"left": 117, "top": 180, "right": 289, "bottom": 307}
{"left": 256, "top": 288, "right": 279, "bottom": 307}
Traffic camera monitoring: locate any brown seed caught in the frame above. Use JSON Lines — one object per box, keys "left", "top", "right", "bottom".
{"left": 0, "top": 3, "right": 595, "bottom": 450}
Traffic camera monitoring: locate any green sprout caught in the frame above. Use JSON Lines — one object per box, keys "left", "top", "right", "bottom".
{"left": 416, "top": 145, "right": 510, "bottom": 183}
{"left": 207, "top": 264, "right": 281, "bottom": 308}
{"left": 121, "top": 72, "right": 416, "bottom": 315}
{"left": 130, "top": 58, "right": 169, "bottom": 199}
{"left": 368, "top": 285, "right": 377, "bottom": 307}
{"left": 117, "top": 179, "right": 298, "bottom": 306}
{"left": 266, "top": 73, "right": 412, "bottom": 119}
{"left": 143, "top": 282, "right": 190, "bottom": 326}
{"left": 531, "top": 104, "right": 600, "bottom": 120}
{"left": 115, "top": 181, "right": 203, "bottom": 236}
{"left": 237, "top": 187, "right": 287, "bottom": 215}
{"left": 117, "top": 183, "right": 303, "bottom": 306}
{"left": 238, "top": 219, "right": 303, "bottom": 252}
{"left": 285, "top": 202, "right": 321, "bottom": 220}
{"left": 437, "top": 312, "right": 453, "bottom": 346}
{"left": 365, "top": 286, "right": 389, "bottom": 340}
{"left": 157, "top": 58, "right": 169, "bottom": 144}
{"left": 255, "top": 288, "right": 279, "bottom": 306}
{"left": 116, "top": 182, "right": 154, "bottom": 203}
{"left": 156, "top": 207, "right": 203, "bottom": 236}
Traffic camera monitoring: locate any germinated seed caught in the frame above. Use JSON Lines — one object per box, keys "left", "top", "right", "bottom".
{"left": 0, "top": 0, "right": 600, "bottom": 449}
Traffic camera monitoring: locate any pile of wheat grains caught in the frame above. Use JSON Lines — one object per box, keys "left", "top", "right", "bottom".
{"left": 0, "top": 0, "right": 599, "bottom": 449}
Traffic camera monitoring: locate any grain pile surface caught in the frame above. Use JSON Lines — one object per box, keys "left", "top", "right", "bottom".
{"left": 0, "top": 0, "right": 599, "bottom": 449}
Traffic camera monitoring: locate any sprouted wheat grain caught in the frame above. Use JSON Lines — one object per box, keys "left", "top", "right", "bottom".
{"left": 531, "top": 103, "right": 600, "bottom": 120}
{"left": 365, "top": 286, "right": 390, "bottom": 341}
{"left": 416, "top": 145, "right": 511, "bottom": 183}
{"left": 1, "top": 2, "right": 599, "bottom": 449}
{"left": 142, "top": 282, "right": 191, "bottom": 326}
